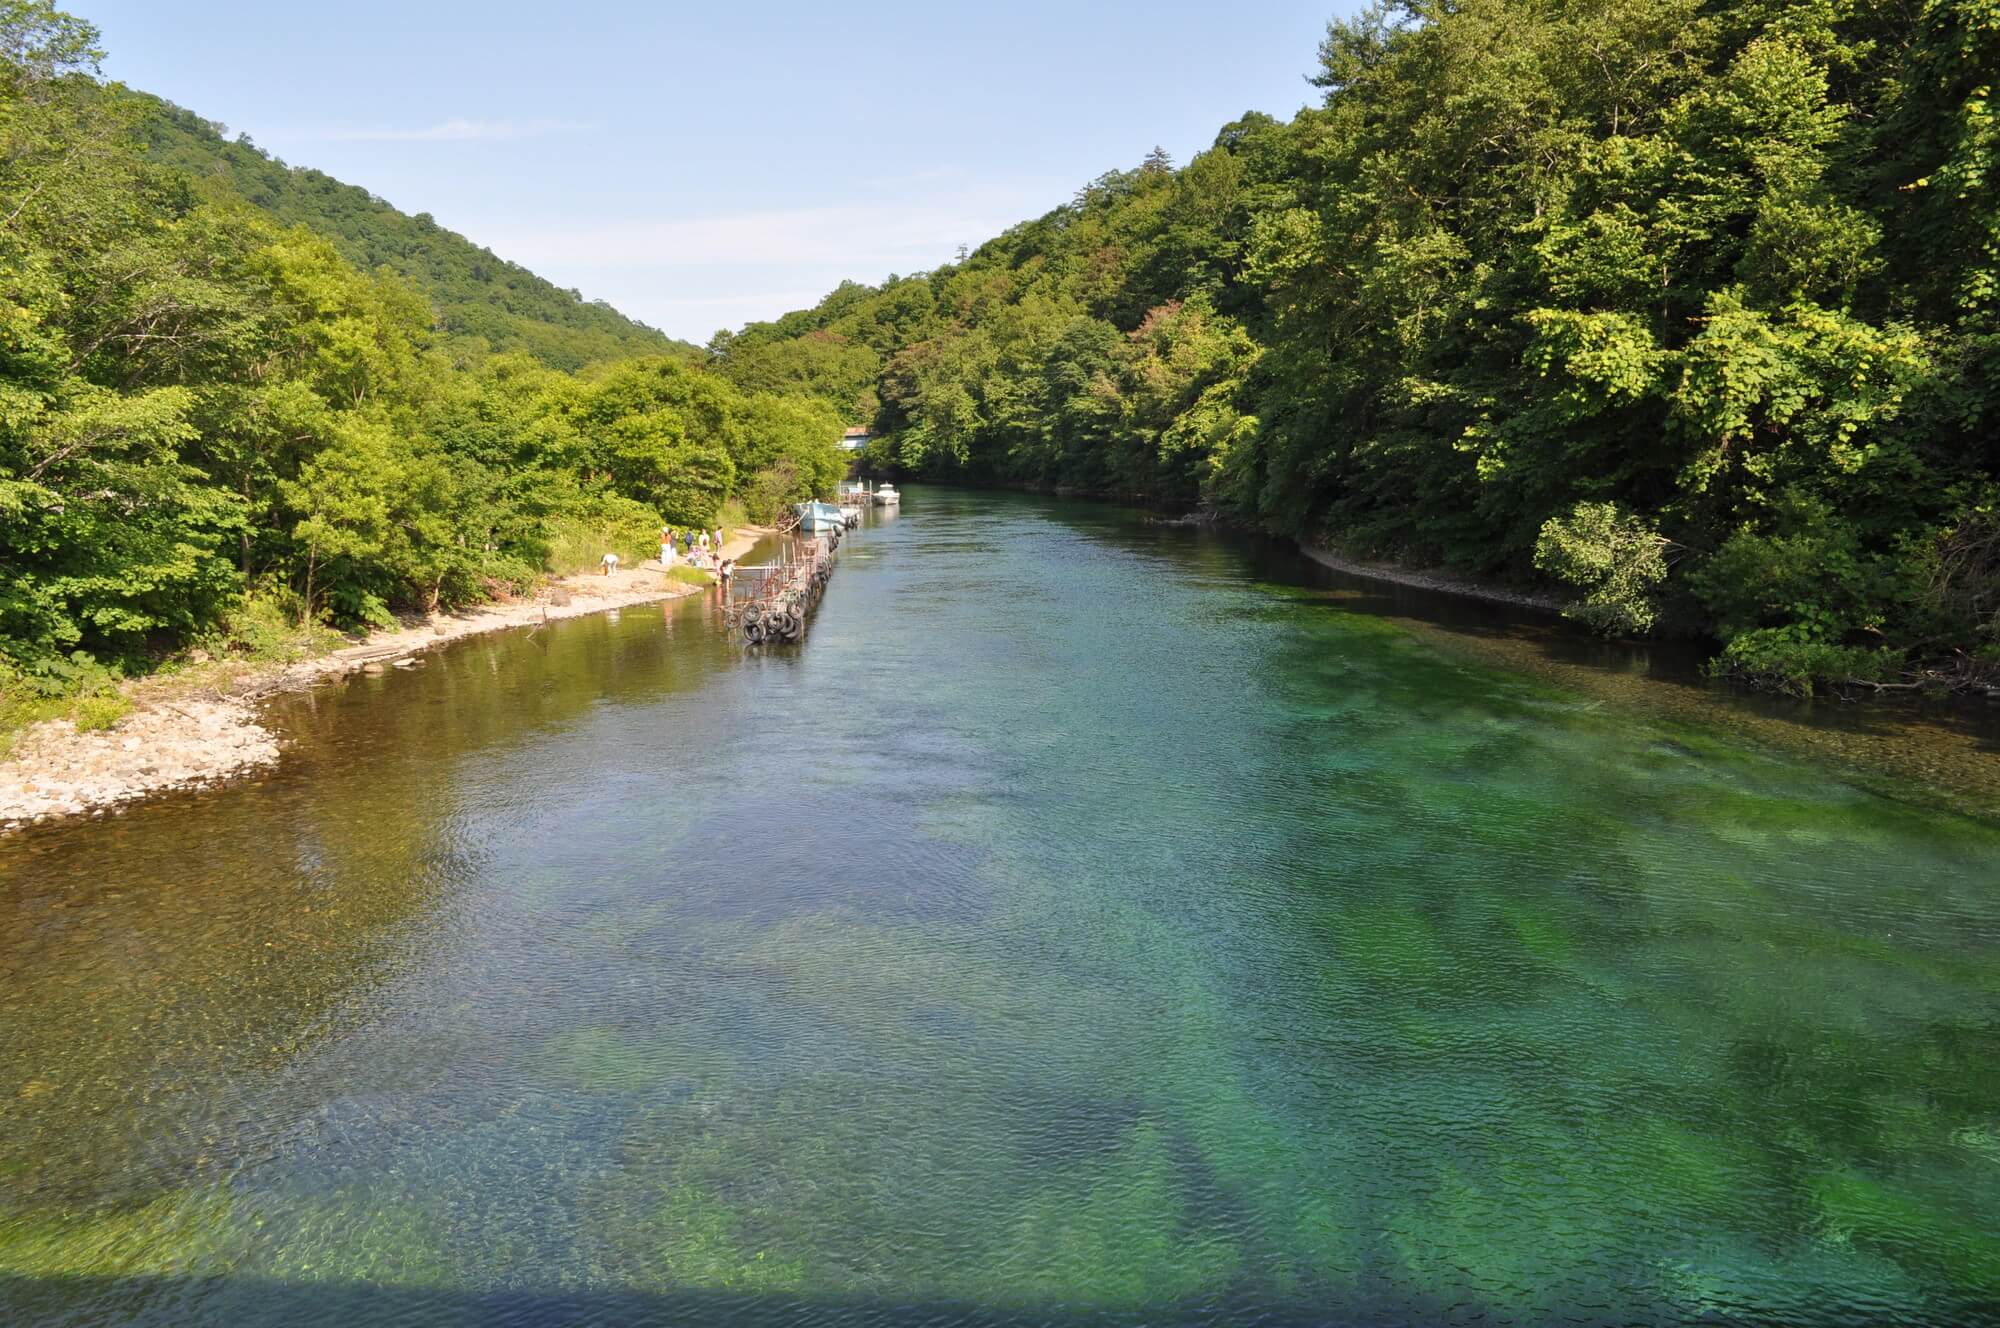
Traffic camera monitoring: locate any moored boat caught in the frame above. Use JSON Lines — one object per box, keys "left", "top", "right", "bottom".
{"left": 873, "top": 485, "right": 900, "bottom": 506}
{"left": 795, "top": 500, "right": 847, "bottom": 533}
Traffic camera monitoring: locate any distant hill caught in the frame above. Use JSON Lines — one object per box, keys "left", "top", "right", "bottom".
{"left": 137, "top": 95, "right": 691, "bottom": 370}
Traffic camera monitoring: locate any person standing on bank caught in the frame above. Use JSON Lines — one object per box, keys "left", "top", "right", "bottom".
{"left": 662, "top": 527, "right": 675, "bottom": 567}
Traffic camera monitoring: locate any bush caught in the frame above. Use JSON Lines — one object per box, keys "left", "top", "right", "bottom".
{"left": 1, "top": 669, "right": 71, "bottom": 751}
{"left": 541, "top": 494, "right": 662, "bottom": 577}
{"left": 324, "top": 584, "right": 398, "bottom": 632}
{"left": 1711, "top": 625, "right": 1898, "bottom": 697}
{"left": 1685, "top": 494, "right": 1902, "bottom": 643}
{"left": 0, "top": 654, "right": 130, "bottom": 752}
{"left": 70, "top": 692, "right": 131, "bottom": 732}
{"left": 474, "top": 553, "right": 543, "bottom": 599}
{"left": 199, "top": 590, "right": 343, "bottom": 663}
{"left": 716, "top": 498, "right": 750, "bottom": 545}
{"left": 741, "top": 462, "right": 804, "bottom": 523}
{"left": 1534, "top": 501, "right": 1673, "bottom": 635}
{"left": 223, "top": 592, "right": 302, "bottom": 658}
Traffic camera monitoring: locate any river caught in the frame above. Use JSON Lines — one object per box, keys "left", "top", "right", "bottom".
{"left": 3, "top": 486, "right": 1998, "bottom": 1327}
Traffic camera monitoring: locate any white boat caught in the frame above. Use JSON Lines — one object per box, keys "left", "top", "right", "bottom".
{"left": 795, "top": 500, "right": 846, "bottom": 534}
{"left": 873, "top": 485, "right": 900, "bottom": 506}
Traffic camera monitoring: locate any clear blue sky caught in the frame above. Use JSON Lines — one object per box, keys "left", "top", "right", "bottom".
{"left": 72, "top": 1, "right": 1338, "bottom": 343}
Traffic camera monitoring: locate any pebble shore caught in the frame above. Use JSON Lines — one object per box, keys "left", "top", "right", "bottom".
{"left": 0, "top": 537, "right": 765, "bottom": 834}
{"left": 1299, "top": 542, "right": 1568, "bottom": 613}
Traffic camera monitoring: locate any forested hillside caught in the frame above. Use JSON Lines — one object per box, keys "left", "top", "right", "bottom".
{"left": 715, "top": 0, "right": 2000, "bottom": 692}
{"left": 7, "top": 0, "right": 1996, "bottom": 714}
{"left": 140, "top": 95, "right": 690, "bottom": 370}
{"left": 0, "top": 1, "right": 841, "bottom": 728}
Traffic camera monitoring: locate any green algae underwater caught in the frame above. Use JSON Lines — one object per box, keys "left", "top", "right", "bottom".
{"left": 2, "top": 487, "right": 1998, "bottom": 1328}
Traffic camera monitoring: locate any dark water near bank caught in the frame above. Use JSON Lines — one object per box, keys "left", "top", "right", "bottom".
{"left": 4, "top": 488, "right": 1999, "bottom": 1327}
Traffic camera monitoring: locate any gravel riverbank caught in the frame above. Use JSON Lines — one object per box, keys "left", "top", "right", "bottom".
{"left": 1299, "top": 542, "right": 1568, "bottom": 614}
{"left": 1, "top": 530, "right": 768, "bottom": 833}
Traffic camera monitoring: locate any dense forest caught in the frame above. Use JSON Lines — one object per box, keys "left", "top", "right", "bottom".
{"left": 715, "top": 0, "right": 2000, "bottom": 693}
{"left": 140, "top": 96, "right": 695, "bottom": 371}
{"left": 0, "top": 0, "right": 843, "bottom": 729}
{"left": 6, "top": 0, "right": 1998, "bottom": 728}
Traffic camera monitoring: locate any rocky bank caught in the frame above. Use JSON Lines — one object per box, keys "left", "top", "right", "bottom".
{"left": 1, "top": 533, "right": 767, "bottom": 833}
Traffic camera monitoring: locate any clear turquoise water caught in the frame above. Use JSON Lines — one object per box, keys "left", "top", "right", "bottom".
{"left": 3, "top": 487, "right": 1998, "bottom": 1327}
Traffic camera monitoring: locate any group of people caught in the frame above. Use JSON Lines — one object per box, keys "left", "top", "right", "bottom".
{"left": 663, "top": 525, "right": 734, "bottom": 584}
{"left": 598, "top": 524, "right": 734, "bottom": 581}
{"left": 661, "top": 525, "right": 726, "bottom": 569}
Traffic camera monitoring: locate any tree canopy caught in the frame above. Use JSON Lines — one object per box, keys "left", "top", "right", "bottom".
{"left": 717, "top": 0, "right": 2000, "bottom": 691}
{"left": 139, "top": 94, "right": 695, "bottom": 372}
{"left": 7, "top": 0, "right": 1998, "bottom": 700}
{"left": 0, "top": 0, "right": 843, "bottom": 698}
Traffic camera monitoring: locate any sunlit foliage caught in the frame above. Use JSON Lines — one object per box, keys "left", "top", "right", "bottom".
{"left": 725, "top": 0, "right": 2000, "bottom": 689}
{"left": 0, "top": 0, "right": 844, "bottom": 696}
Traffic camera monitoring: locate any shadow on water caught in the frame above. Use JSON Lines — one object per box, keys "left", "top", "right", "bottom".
{"left": 6, "top": 485, "right": 2000, "bottom": 1328}
{"left": 0, "top": 1275, "right": 1263, "bottom": 1328}
{"left": 12, "top": 1274, "right": 1991, "bottom": 1328}
{"left": 1075, "top": 507, "right": 2000, "bottom": 815}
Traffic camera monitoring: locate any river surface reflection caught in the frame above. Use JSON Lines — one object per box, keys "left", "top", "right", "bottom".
{"left": 3, "top": 487, "right": 1998, "bottom": 1326}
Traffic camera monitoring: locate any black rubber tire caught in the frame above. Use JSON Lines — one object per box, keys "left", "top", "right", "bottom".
{"left": 743, "top": 621, "right": 765, "bottom": 644}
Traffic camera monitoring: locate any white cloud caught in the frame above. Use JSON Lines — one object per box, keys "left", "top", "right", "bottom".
{"left": 639, "top": 294, "right": 856, "bottom": 343}
{"left": 473, "top": 191, "right": 1056, "bottom": 275}
{"left": 454, "top": 174, "right": 1071, "bottom": 340}
{"left": 288, "top": 118, "right": 592, "bottom": 143}
{"left": 643, "top": 291, "right": 831, "bottom": 311}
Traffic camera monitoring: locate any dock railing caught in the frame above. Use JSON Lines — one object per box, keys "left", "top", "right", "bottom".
{"left": 721, "top": 529, "right": 841, "bottom": 645}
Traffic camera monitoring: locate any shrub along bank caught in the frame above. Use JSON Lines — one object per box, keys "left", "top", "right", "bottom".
{"left": 712, "top": 0, "right": 2000, "bottom": 695}
{"left": 0, "top": 3, "right": 844, "bottom": 734}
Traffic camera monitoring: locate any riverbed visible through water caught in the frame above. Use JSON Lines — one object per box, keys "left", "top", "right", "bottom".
{"left": 3, "top": 487, "right": 1998, "bottom": 1326}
